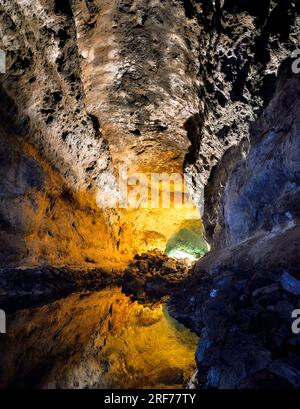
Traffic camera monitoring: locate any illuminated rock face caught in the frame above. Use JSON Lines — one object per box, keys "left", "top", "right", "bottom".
{"left": 0, "top": 289, "right": 198, "bottom": 389}
{"left": 73, "top": 0, "right": 200, "bottom": 173}
{"left": 1, "top": 1, "right": 297, "bottom": 267}
{"left": 0, "top": 0, "right": 205, "bottom": 267}
{"left": 0, "top": 134, "right": 125, "bottom": 269}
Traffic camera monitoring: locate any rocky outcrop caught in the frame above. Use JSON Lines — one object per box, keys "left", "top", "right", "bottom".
{"left": 122, "top": 250, "right": 192, "bottom": 304}
{"left": 169, "top": 265, "right": 300, "bottom": 389}
{"left": 217, "top": 60, "right": 300, "bottom": 249}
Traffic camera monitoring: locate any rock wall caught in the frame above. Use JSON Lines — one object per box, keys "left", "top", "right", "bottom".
{"left": 0, "top": 130, "right": 123, "bottom": 269}
{"left": 168, "top": 2, "right": 300, "bottom": 388}
{"left": 1, "top": 0, "right": 299, "bottom": 259}
{"left": 0, "top": 0, "right": 205, "bottom": 267}
{"left": 190, "top": 0, "right": 300, "bottom": 242}
{"left": 219, "top": 60, "right": 300, "bottom": 249}
{"left": 0, "top": 0, "right": 123, "bottom": 267}
{"left": 0, "top": 0, "right": 112, "bottom": 189}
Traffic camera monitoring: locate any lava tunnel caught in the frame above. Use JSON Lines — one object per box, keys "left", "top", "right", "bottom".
{"left": 0, "top": 0, "right": 300, "bottom": 395}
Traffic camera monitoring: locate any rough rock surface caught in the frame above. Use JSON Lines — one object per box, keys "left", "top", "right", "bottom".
{"left": 0, "top": 0, "right": 300, "bottom": 391}
{"left": 0, "top": 0, "right": 203, "bottom": 266}
{"left": 0, "top": 132, "right": 124, "bottom": 269}
{"left": 217, "top": 61, "right": 300, "bottom": 249}
{"left": 169, "top": 266, "right": 300, "bottom": 389}
{"left": 1, "top": 1, "right": 299, "bottom": 266}
{"left": 168, "top": 45, "right": 300, "bottom": 388}
{"left": 186, "top": 0, "right": 300, "bottom": 207}
{"left": 0, "top": 266, "right": 122, "bottom": 312}
{"left": 190, "top": 0, "right": 300, "bottom": 246}
{"left": 122, "top": 250, "right": 192, "bottom": 304}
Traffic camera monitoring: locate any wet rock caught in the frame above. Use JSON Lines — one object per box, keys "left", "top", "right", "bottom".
{"left": 270, "top": 360, "right": 300, "bottom": 389}
{"left": 169, "top": 259, "right": 300, "bottom": 388}
{"left": 252, "top": 284, "right": 280, "bottom": 298}
{"left": 122, "top": 250, "right": 191, "bottom": 304}
{"left": 275, "top": 300, "right": 295, "bottom": 321}
{"left": 280, "top": 272, "right": 300, "bottom": 296}
{"left": 0, "top": 267, "right": 122, "bottom": 312}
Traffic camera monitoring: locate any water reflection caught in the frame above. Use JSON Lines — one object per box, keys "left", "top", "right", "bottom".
{"left": 0, "top": 288, "right": 198, "bottom": 389}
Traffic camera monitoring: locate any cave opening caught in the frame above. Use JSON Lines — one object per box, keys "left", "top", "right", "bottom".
{"left": 99, "top": 164, "right": 210, "bottom": 267}
{"left": 165, "top": 219, "right": 210, "bottom": 262}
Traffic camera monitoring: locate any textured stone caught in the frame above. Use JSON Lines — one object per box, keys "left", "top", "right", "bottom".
{"left": 0, "top": 0, "right": 300, "bottom": 391}
{"left": 169, "top": 54, "right": 300, "bottom": 388}
{"left": 280, "top": 272, "right": 300, "bottom": 296}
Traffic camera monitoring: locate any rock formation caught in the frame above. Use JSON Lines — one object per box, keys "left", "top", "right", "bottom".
{"left": 168, "top": 1, "right": 300, "bottom": 389}
{"left": 0, "top": 0, "right": 203, "bottom": 267}
{"left": 0, "top": 0, "right": 300, "bottom": 390}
